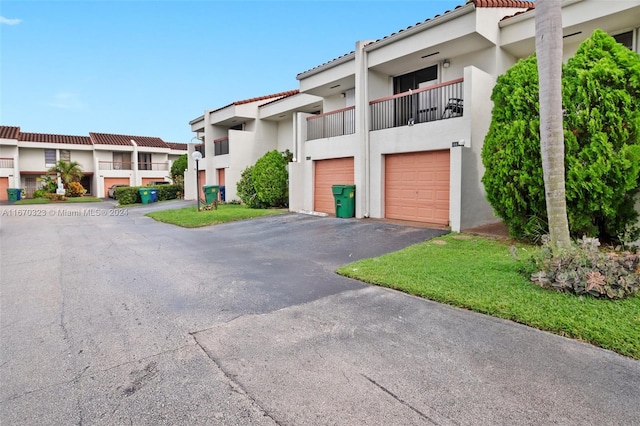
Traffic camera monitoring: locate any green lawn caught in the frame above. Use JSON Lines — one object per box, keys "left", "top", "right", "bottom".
{"left": 146, "top": 204, "right": 285, "bottom": 227}
{"left": 337, "top": 233, "right": 640, "bottom": 359}
{"left": 13, "top": 197, "right": 102, "bottom": 205}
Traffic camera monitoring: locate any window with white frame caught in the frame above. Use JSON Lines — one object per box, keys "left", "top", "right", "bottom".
{"left": 45, "top": 149, "right": 56, "bottom": 167}
{"left": 138, "top": 152, "right": 152, "bottom": 170}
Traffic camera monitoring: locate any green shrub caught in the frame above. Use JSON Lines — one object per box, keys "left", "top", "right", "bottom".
{"left": 236, "top": 166, "right": 269, "bottom": 209}
{"left": 114, "top": 187, "right": 140, "bottom": 205}
{"left": 33, "top": 188, "right": 49, "bottom": 198}
{"left": 252, "top": 150, "right": 288, "bottom": 207}
{"left": 482, "top": 30, "right": 640, "bottom": 243}
{"left": 530, "top": 236, "right": 640, "bottom": 299}
{"left": 153, "top": 184, "right": 183, "bottom": 201}
{"left": 114, "top": 184, "right": 183, "bottom": 205}
{"left": 171, "top": 154, "right": 188, "bottom": 186}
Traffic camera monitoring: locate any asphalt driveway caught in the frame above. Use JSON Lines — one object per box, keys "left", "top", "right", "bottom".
{"left": 1, "top": 201, "right": 639, "bottom": 425}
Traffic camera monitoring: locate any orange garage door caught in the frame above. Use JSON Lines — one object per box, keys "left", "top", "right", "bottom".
{"left": 314, "top": 157, "right": 354, "bottom": 214}
{"left": 104, "top": 178, "right": 131, "bottom": 197}
{"left": 385, "top": 150, "right": 450, "bottom": 225}
{"left": 0, "top": 177, "right": 8, "bottom": 201}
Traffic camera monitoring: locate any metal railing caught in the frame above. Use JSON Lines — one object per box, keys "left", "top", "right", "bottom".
{"left": 99, "top": 161, "right": 133, "bottom": 170}
{"left": 138, "top": 162, "right": 169, "bottom": 171}
{"left": 0, "top": 157, "right": 14, "bottom": 168}
{"left": 370, "top": 78, "right": 464, "bottom": 131}
{"left": 307, "top": 106, "right": 355, "bottom": 141}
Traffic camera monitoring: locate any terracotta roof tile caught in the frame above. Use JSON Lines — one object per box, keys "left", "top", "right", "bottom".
{"left": 0, "top": 125, "right": 20, "bottom": 140}
{"left": 19, "top": 132, "right": 92, "bottom": 145}
{"left": 90, "top": 132, "right": 168, "bottom": 148}
{"left": 297, "top": 0, "right": 534, "bottom": 78}
{"left": 474, "top": 0, "right": 535, "bottom": 8}
{"left": 211, "top": 90, "right": 300, "bottom": 113}
{"left": 258, "top": 90, "right": 303, "bottom": 108}
{"left": 166, "top": 142, "right": 188, "bottom": 150}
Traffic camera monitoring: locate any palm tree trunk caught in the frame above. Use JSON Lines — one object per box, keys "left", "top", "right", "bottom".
{"left": 535, "top": 0, "right": 571, "bottom": 251}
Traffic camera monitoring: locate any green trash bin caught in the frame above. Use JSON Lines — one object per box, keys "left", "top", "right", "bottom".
{"left": 139, "top": 188, "right": 152, "bottom": 204}
{"left": 7, "top": 188, "right": 21, "bottom": 202}
{"left": 202, "top": 185, "right": 219, "bottom": 204}
{"left": 332, "top": 185, "right": 356, "bottom": 218}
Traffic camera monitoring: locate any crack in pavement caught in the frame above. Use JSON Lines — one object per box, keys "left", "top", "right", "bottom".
{"left": 362, "top": 374, "right": 459, "bottom": 426}
{"left": 191, "top": 332, "right": 282, "bottom": 426}
{"left": 1, "top": 344, "right": 194, "bottom": 403}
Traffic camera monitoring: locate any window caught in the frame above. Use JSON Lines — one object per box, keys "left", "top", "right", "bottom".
{"left": 195, "top": 144, "right": 205, "bottom": 158}
{"left": 138, "top": 152, "right": 152, "bottom": 170}
{"left": 394, "top": 65, "right": 438, "bottom": 94}
{"left": 45, "top": 149, "right": 56, "bottom": 167}
{"left": 214, "top": 138, "right": 229, "bottom": 156}
{"left": 113, "top": 152, "right": 131, "bottom": 170}
{"left": 613, "top": 30, "right": 634, "bottom": 51}
{"left": 60, "top": 150, "right": 70, "bottom": 162}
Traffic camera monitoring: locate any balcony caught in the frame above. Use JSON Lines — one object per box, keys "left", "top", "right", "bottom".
{"left": 0, "top": 157, "right": 14, "bottom": 168}
{"left": 138, "top": 162, "right": 169, "bottom": 171}
{"left": 370, "top": 78, "right": 464, "bottom": 131}
{"left": 307, "top": 106, "right": 355, "bottom": 141}
{"left": 99, "top": 161, "right": 132, "bottom": 170}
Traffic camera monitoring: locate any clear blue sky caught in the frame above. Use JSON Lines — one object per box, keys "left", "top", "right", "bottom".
{"left": 1, "top": 0, "right": 463, "bottom": 143}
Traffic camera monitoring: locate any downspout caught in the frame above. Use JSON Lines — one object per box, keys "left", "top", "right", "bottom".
{"left": 356, "top": 41, "right": 371, "bottom": 218}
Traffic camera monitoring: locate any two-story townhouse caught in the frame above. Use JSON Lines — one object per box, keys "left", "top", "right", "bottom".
{"left": 0, "top": 126, "right": 188, "bottom": 200}
{"left": 186, "top": 0, "right": 639, "bottom": 230}
{"left": 90, "top": 133, "right": 178, "bottom": 197}
{"left": 186, "top": 90, "right": 322, "bottom": 202}
{"left": 290, "top": 0, "right": 640, "bottom": 231}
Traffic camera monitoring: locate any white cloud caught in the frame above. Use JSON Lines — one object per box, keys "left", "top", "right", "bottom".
{"left": 0, "top": 16, "right": 22, "bottom": 25}
{"left": 48, "top": 92, "right": 85, "bottom": 110}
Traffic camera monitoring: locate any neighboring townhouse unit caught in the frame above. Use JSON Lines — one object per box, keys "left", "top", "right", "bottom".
{"left": 186, "top": 0, "right": 640, "bottom": 231}
{"left": 187, "top": 90, "right": 322, "bottom": 202}
{"left": 0, "top": 126, "right": 188, "bottom": 200}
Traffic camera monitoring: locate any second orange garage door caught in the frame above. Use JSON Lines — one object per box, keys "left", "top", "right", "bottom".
{"left": 314, "top": 157, "right": 354, "bottom": 214}
{"left": 385, "top": 150, "right": 450, "bottom": 225}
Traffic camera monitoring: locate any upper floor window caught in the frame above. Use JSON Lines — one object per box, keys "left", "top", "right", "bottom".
{"left": 138, "top": 152, "right": 152, "bottom": 170}
{"left": 60, "top": 150, "right": 70, "bottom": 162}
{"left": 613, "top": 30, "right": 634, "bottom": 51}
{"left": 45, "top": 149, "right": 56, "bottom": 167}
{"left": 195, "top": 144, "right": 205, "bottom": 158}
{"left": 214, "top": 138, "right": 229, "bottom": 156}
{"left": 394, "top": 65, "right": 438, "bottom": 94}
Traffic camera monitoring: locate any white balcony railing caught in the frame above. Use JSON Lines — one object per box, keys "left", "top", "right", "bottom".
{"left": 370, "top": 78, "right": 464, "bottom": 131}
{"left": 307, "top": 106, "right": 355, "bottom": 141}
{"left": 99, "top": 161, "right": 132, "bottom": 170}
{"left": 138, "top": 162, "right": 169, "bottom": 171}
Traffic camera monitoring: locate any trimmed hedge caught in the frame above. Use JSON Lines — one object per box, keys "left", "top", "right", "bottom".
{"left": 115, "top": 184, "right": 183, "bottom": 205}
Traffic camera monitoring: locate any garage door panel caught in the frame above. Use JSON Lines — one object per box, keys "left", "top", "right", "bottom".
{"left": 314, "top": 158, "right": 354, "bottom": 214}
{"left": 385, "top": 150, "right": 450, "bottom": 225}
{"left": 0, "top": 177, "right": 9, "bottom": 201}
{"left": 104, "top": 178, "right": 131, "bottom": 197}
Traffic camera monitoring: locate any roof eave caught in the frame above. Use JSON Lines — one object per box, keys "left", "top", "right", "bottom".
{"left": 296, "top": 51, "right": 356, "bottom": 81}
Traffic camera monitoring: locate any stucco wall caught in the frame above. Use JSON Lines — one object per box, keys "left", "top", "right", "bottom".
{"left": 459, "top": 66, "right": 500, "bottom": 230}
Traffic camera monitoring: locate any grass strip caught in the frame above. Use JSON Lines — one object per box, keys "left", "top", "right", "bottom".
{"left": 146, "top": 204, "right": 284, "bottom": 227}
{"left": 337, "top": 233, "right": 640, "bottom": 359}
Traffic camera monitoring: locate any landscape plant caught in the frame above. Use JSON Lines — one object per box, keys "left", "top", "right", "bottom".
{"left": 252, "top": 150, "right": 289, "bottom": 207}
{"left": 481, "top": 30, "right": 640, "bottom": 243}
{"left": 236, "top": 165, "right": 269, "bottom": 209}
{"left": 48, "top": 160, "right": 84, "bottom": 189}
{"left": 170, "top": 154, "right": 188, "bottom": 186}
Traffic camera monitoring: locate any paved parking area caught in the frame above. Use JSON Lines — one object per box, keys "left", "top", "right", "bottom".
{"left": 1, "top": 201, "right": 639, "bottom": 425}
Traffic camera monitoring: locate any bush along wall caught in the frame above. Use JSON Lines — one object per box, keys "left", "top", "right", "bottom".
{"left": 115, "top": 184, "right": 183, "bottom": 205}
